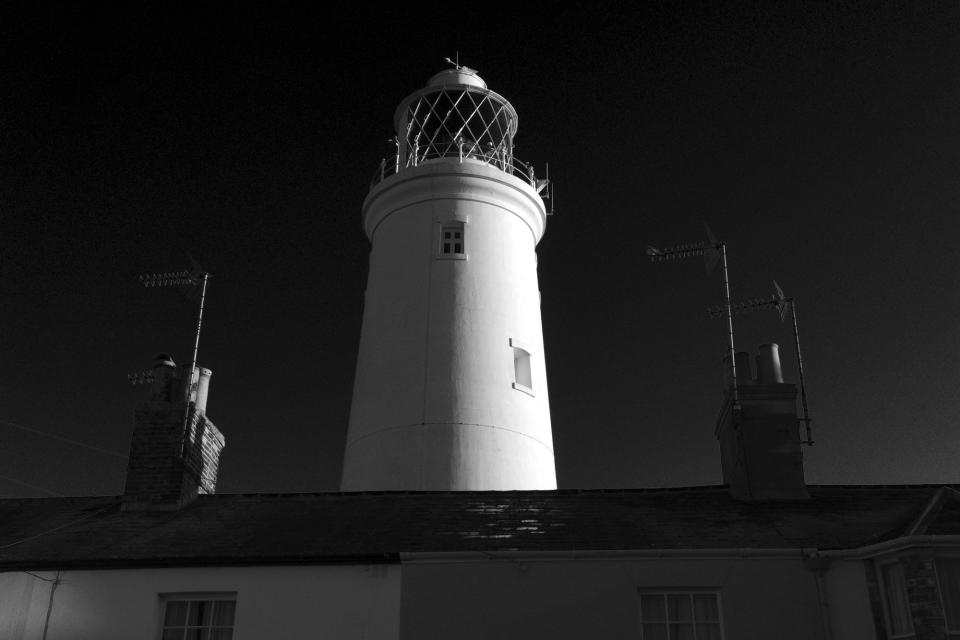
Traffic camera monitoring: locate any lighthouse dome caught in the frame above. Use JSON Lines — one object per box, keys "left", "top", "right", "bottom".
{"left": 426, "top": 66, "right": 487, "bottom": 89}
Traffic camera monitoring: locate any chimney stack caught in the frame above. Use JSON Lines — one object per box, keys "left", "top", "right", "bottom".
{"left": 715, "top": 344, "right": 808, "bottom": 501}
{"left": 123, "top": 354, "right": 225, "bottom": 510}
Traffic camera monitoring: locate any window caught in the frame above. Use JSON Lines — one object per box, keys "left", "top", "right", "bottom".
{"left": 160, "top": 594, "right": 236, "bottom": 640}
{"left": 880, "top": 562, "right": 913, "bottom": 637}
{"left": 440, "top": 224, "right": 465, "bottom": 257}
{"left": 936, "top": 558, "right": 960, "bottom": 634}
{"left": 510, "top": 339, "right": 533, "bottom": 394}
{"left": 639, "top": 592, "right": 723, "bottom": 640}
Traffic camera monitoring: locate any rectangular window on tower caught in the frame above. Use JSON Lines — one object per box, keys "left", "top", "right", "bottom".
{"left": 438, "top": 222, "right": 466, "bottom": 259}
{"left": 510, "top": 338, "right": 533, "bottom": 395}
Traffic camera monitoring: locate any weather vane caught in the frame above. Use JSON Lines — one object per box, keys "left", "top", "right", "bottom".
{"left": 443, "top": 54, "right": 477, "bottom": 75}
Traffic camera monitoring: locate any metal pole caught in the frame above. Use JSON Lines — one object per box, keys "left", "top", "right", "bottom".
{"left": 394, "top": 136, "right": 400, "bottom": 175}
{"left": 790, "top": 300, "right": 813, "bottom": 444}
{"left": 719, "top": 242, "right": 739, "bottom": 412}
{"left": 181, "top": 272, "right": 209, "bottom": 451}
{"left": 188, "top": 272, "right": 210, "bottom": 397}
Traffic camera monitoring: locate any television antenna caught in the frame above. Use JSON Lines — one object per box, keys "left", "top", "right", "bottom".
{"left": 138, "top": 267, "right": 210, "bottom": 393}
{"left": 707, "top": 280, "right": 813, "bottom": 445}
{"left": 647, "top": 223, "right": 739, "bottom": 413}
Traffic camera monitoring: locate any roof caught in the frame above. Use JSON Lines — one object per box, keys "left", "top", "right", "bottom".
{"left": 0, "top": 485, "right": 956, "bottom": 569}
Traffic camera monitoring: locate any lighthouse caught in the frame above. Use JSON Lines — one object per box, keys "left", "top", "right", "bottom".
{"left": 340, "top": 64, "right": 556, "bottom": 491}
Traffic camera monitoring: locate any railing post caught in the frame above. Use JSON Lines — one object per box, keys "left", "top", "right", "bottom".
{"left": 380, "top": 158, "right": 385, "bottom": 181}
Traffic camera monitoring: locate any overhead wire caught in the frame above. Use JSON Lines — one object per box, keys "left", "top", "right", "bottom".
{"left": 0, "top": 504, "right": 115, "bottom": 550}
{"left": 0, "top": 474, "right": 63, "bottom": 497}
{"left": 0, "top": 419, "right": 127, "bottom": 460}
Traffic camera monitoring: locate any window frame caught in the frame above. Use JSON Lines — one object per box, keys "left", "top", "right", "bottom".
{"left": 437, "top": 221, "right": 467, "bottom": 260}
{"left": 637, "top": 589, "right": 725, "bottom": 640}
{"left": 158, "top": 592, "right": 237, "bottom": 640}
{"left": 877, "top": 560, "right": 915, "bottom": 639}
{"left": 510, "top": 338, "right": 534, "bottom": 396}
{"left": 935, "top": 556, "right": 960, "bottom": 636}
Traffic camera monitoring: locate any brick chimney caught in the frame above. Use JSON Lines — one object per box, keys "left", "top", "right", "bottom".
{"left": 122, "top": 354, "right": 225, "bottom": 510}
{"left": 714, "top": 343, "right": 808, "bottom": 501}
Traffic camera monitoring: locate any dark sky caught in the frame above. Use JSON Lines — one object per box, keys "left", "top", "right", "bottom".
{"left": 3, "top": 3, "right": 959, "bottom": 498}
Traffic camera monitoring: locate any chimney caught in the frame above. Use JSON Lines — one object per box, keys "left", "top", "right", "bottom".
{"left": 715, "top": 343, "right": 808, "bottom": 501}
{"left": 123, "top": 354, "right": 225, "bottom": 510}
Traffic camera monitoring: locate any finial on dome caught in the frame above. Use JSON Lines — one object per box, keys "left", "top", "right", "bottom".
{"left": 443, "top": 55, "right": 478, "bottom": 75}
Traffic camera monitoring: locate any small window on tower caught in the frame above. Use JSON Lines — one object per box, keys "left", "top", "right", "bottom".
{"left": 511, "top": 339, "right": 533, "bottom": 395}
{"left": 439, "top": 223, "right": 466, "bottom": 258}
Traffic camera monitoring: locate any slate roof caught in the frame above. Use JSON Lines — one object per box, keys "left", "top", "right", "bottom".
{"left": 0, "top": 485, "right": 955, "bottom": 569}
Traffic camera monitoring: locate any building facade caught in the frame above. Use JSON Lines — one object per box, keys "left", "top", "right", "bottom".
{"left": 3, "top": 67, "right": 959, "bottom": 640}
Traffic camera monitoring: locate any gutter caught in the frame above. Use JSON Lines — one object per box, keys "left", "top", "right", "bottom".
{"left": 400, "top": 548, "right": 815, "bottom": 563}
{"left": 817, "top": 534, "right": 960, "bottom": 559}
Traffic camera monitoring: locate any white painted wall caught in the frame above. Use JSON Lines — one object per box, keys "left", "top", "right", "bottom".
{"left": 342, "top": 159, "right": 556, "bottom": 490}
{"left": 400, "top": 554, "right": 832, "bottom": 640}
{"left": 824, "top": 559, "right": 878, "bottom": 640}
{"left": 0, "top": 563, "right": 400, "bottom": 640}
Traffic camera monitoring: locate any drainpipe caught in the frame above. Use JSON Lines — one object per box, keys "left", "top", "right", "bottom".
{"left": 41, "top": 570, "right": 61, "bottom": 640}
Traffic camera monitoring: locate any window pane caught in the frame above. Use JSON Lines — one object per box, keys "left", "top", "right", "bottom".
{"left": 209, "top": 631, "right": 233, "bottom": 640}
{"left": 668, "top": 594, "right": 693, "bottom": 621}
{"left": 185, "top": 630, "right": 209, "bottom": 640}
{"left": 882, "top": 563, "right": 912, "bottom": 635}
{"left": 641, "top": 622, "right": 667, "bottom": 640}
{"left": 693, "top": 594, "right": 719, "bottom": 621}
{"left": 937, "top": 559, "right": 960, "bottom": 630}
{"left": 187, "top": 601, "right": 212, "bottom": 626}
{"left": 641, "top": 595, "right": 666, "bottom": 622}
{"left": 212, "top": 601, "right": 236, "bottom": 626}
{"left": 162, "top": 631, "right": 183, "bottom": 640}
{"left": 670, "top": 622, "right": 694, "bottom": 640}
{"left": 696, "top": 623, "right": 722, "bottom": 640}
{"left": 444, "top": 231, "right": 451, "bottom": 239}
{"left": 513, "top": 347, "right": 532, "bottom": 389}
{"left": 454, "top": 243, "right": 462, "bottom": 253}
{"left": 164, "top": 601, "right": 188, "bottom": 626}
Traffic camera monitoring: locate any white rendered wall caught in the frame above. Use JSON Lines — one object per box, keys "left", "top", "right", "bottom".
{"left": 342, "top": 159, "right": 556, "bottom": 491}
{"left": 824, "top": 559, "right": 877, "bottom": 640}
{"left": 400, "top": 554, "right": 829, "bottom": 640}
{"left": 0, "top": 563, "right": 400, "bottom": 640}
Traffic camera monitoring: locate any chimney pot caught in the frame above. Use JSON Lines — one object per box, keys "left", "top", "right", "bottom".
{"left": 150, "top": 354, "right": 178, "bottom": 401}
{"left": 195, "top": 368, "right": 212, "bottom": 414}
{"left": 756, "top": 343, "right": 784, "bottom": 384}
{"left": 722, "top": 351, "right": 754, "bottom": 389}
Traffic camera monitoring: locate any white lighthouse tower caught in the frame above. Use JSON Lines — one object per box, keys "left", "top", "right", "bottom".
{"left": 340, "top": 64, "right": 556, "bottom": 491}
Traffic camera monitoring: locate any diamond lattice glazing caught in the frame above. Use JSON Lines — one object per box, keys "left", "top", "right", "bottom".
{"left": 401, "top": 88, "right": 516, "bottom": 170}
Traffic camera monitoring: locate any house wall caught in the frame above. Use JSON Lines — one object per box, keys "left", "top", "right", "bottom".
{"left": 824, "top": 559, "right": 878, "bottom": 640}
{"left": 0, "top": 563, "right": 400, "bottom": 640}
{"left": 400, "top": 554, "right": 828, "bottom": 640}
